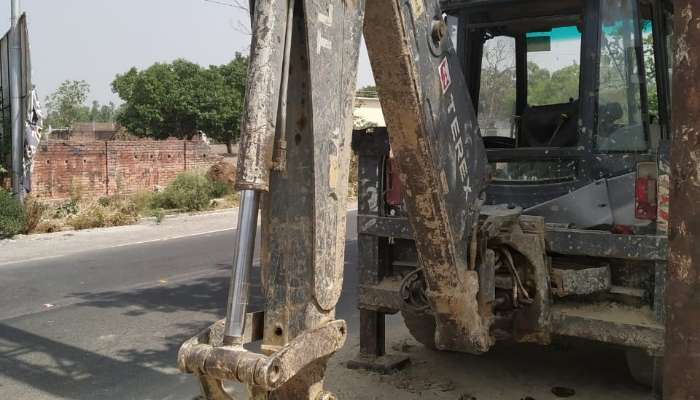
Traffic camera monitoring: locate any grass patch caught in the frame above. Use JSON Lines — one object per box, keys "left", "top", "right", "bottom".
{"left": 150, "top": 208, "right": 166, "bottom": 224}
{"left": 0, "top": 189, "right": 26, "bottom": 238}
{"left": 10, "top": 170, "right": 238, "bottom": 236}
{"left": 209, "top": 180, "right": 232, "bottom": 199}
{"left": 68, "top": 205, "right": 106, "bottom": 230}
{"left": 23, "top": 197, "right": 48, "bottom": 234}
{"left": 154, "top": 172, "right": 213, "bottom": 212}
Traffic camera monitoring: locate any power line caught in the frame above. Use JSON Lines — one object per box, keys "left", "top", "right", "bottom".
{"left": 201, "top": 0, "right": 247, "bottom": 10}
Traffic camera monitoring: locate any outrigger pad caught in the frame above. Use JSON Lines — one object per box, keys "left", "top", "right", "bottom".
{"left": 347, "top": 354, "right": 411, "bottom": 374}
{"left": 178, "top": 319, "right": 348, "bottom": 396}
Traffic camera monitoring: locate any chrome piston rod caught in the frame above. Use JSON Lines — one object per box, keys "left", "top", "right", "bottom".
{"left": 223, "top": 0, "right": 295, "bottom": 345}
{"left": 223, "top": 190, "right": 260, "bottom": 343}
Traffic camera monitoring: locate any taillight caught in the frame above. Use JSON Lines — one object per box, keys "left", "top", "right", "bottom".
{"left": 635, "top": 162, "right": 658, "bottom": 220}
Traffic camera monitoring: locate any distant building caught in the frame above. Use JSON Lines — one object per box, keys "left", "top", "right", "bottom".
{"left": 354, "top": 96, "right": 385, "bottom": 128}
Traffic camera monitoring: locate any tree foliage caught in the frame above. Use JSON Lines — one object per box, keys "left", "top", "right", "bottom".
{"left": 642, "top": 28, "right": 659, "bottom": 116}
{"left": 478, "top": 38, "right": 516, "bottom": 126}
{"left": 356, "top": 85, "right": 378, "bottom": 98}
{"left": 88, "top": 101, "right": 117, "bottom": 124}
{"left": 45, "top": 80, "right": 89, "bottom": 128}
{"left": 528, "top": 62, "right": 580, "bottom": 106}
{"left": 112, "top": 55, "right": 248, "bottom": 150}
{"left": 45, "top": 80, "right": 117, "bottom": 128}
{"left": 477, "top": 36, "right": 581, "bottom": 131}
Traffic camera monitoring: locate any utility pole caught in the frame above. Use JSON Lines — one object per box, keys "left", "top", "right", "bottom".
{"left": 9, "top": 0, "right": 22, "bottom": 200}
{"left": 665, "top": 0, "right": 700, "bottom": 398}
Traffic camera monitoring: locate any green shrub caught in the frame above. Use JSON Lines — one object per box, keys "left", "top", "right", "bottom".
{"left": 69, "top": 205, "right": 106, "bottom": 230}
{"left": 151, "top": 208, "right": 166, "bottom": 224}
{"left": 53, "top": 199, "right": 79, "bottom": 218}
{"left": 0, "top": 189, "right": 26, "bottom": 238}
{"left": 209, "top": 180, "right": 232, "bottom": 198}
{"left": 158, "top": 172, "right": 213, "bottom": 211}
{"left": 131, "top": 191, "right": 158, "bottom": 214}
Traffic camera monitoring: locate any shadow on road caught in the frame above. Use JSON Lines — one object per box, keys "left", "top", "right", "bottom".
{"left": 0, "top": 270, "right": 257, "bottom": 399}
{"left": 0, "top": 240, "right": 358, "bottom": 399}
{"left": 68, "top": 264, "right": 265, "bottom": 318}
{"left": 0, "top": 322, "right": 184, "bottom": 400}
{"left": 68, "top": 267, "right": 265, "bottom": 371}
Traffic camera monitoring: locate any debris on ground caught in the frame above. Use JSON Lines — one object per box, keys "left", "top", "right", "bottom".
{"left": 325, "top": 321, "right": 649, "bottom": 400}
{"left": 551, "top": 387, "right": 576, "bottom": 397}
{"left": 391, "top": 338, "right": 417, "bottom": 353}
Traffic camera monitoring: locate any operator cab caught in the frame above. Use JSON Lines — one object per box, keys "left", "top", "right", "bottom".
{"left": 442, "top": 0, "right": 673, "bottom": 231}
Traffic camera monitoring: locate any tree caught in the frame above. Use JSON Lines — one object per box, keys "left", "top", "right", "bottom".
{"left": 112, "top": 55, "right": 248, "bottom": 153}
{"left": 478, "top": 38, "right": 516, "bottom": 128}
{"left": 45, "top": 81, "right": 117, "bottom": 128}
{"left": 210, "top": 54, "right": 248, "bottom": 153}
{"left": 88, "top": 101, "right": 117, "bottom": 123}
{"left": 356, "top": 85, "right": 378, "bottom": 98}
{"left": 642, "top": 27, "right": 659, "bottom": 116}
{"left": 528, "top": 62, "right": 580, "bottom": 106}
{"left": 45, "top": 80, "right": 90, "bottom": 128}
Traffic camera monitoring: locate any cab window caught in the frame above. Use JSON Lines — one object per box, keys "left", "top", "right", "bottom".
{"left": 596, "top": 0, "right": 648, "bottom": 151}
{"left": 527, "top": 26, "right": 582, "bottom": 106}
{"left": 477, "top": 35, "right": 516, "bottom": 138}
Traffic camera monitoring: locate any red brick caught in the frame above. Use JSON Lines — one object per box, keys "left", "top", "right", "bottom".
{"left": 31, "top": 138, "right": 223, "bottom": 200}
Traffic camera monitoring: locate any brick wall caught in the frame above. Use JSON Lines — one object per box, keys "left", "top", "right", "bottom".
{"left": 31, "top": 138, "right": 223, "bottom": 200}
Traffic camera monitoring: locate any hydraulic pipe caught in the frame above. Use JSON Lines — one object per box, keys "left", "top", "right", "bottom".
{"left": 223, "top": 190, "right": 261, "bottom": 343}
{"left": 9, "top": 0, "right": 22, "bottom": 200}
{"left": 272, "top": 0, "right": 295, "bottom": 172}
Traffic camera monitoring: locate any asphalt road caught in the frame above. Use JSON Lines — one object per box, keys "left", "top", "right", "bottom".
{"left": 0, "top": 210, "right": 359, "bottom": 400}
{"left": 0, "top": 210, "right": 652, "bottom": 400}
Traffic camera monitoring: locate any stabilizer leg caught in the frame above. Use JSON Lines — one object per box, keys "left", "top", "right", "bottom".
{"left": 179, "top": 0, "right": 365, "bottom": 398}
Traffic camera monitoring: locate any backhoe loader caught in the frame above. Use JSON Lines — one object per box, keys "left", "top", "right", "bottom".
{"left": 177, "top": 0, "right": 674, "bottom": 398}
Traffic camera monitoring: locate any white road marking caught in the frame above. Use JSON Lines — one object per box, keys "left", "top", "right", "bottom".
{"left": 0, "top": 207, "right": 358, "bottom": 267}
{"left": 0, "top": 227, "right": 236, "bottom": 267}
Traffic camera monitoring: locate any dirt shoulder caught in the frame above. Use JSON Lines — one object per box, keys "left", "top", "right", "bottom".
{"left": 0, "top": 209, "right": 238, "bottom": 266}
{"left": 326, "top": 316, "right": 652, "bottom": 400}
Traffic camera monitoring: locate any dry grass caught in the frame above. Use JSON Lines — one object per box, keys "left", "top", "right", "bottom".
{"left": 23, "top": 196, "right": 48, "bottom": 234}
{"left": 24, "top": 170, "right": 239, "bottom": 234}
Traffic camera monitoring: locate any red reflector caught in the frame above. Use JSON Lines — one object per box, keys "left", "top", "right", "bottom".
{"left": 635, "top": 177, "right": 657, "bottom": 220}
{"left": 386, "top": 158, "right": 403, "bottom": 207}
{"left": 611, "top": 225, "right": 634, "bottom": 235}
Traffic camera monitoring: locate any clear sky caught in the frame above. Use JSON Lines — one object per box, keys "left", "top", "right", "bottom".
{"left": 0, "top": 0, "right": 375, "bottom": 105}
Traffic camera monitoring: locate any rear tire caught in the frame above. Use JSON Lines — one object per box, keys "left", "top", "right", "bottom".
{"left": 401, "top": 309, "right": 436, "bottom": 350}
{"left": 625, "top": 348, "right": 663, "bottom": 393}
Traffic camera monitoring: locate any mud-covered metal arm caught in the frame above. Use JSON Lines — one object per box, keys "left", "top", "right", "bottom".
{"left": 365, "top": 1, "right": 492, "bottom": 353}
{"left": 178, "top": 319, "right": 347, "bottom": 392}
{"left": 235, "top": 0, "right": 287, "bottom": 192}
{"left": 180, "top": 0, "right": 365, "bottom": 399}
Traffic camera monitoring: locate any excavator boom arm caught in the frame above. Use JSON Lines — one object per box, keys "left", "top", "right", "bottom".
{"left": 178, "top": 1, "right": 500, "bottom": 398}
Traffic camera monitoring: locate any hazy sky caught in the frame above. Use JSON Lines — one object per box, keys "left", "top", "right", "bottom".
{"left": 0, "top": 0, "right": 374, "bottom": 105}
